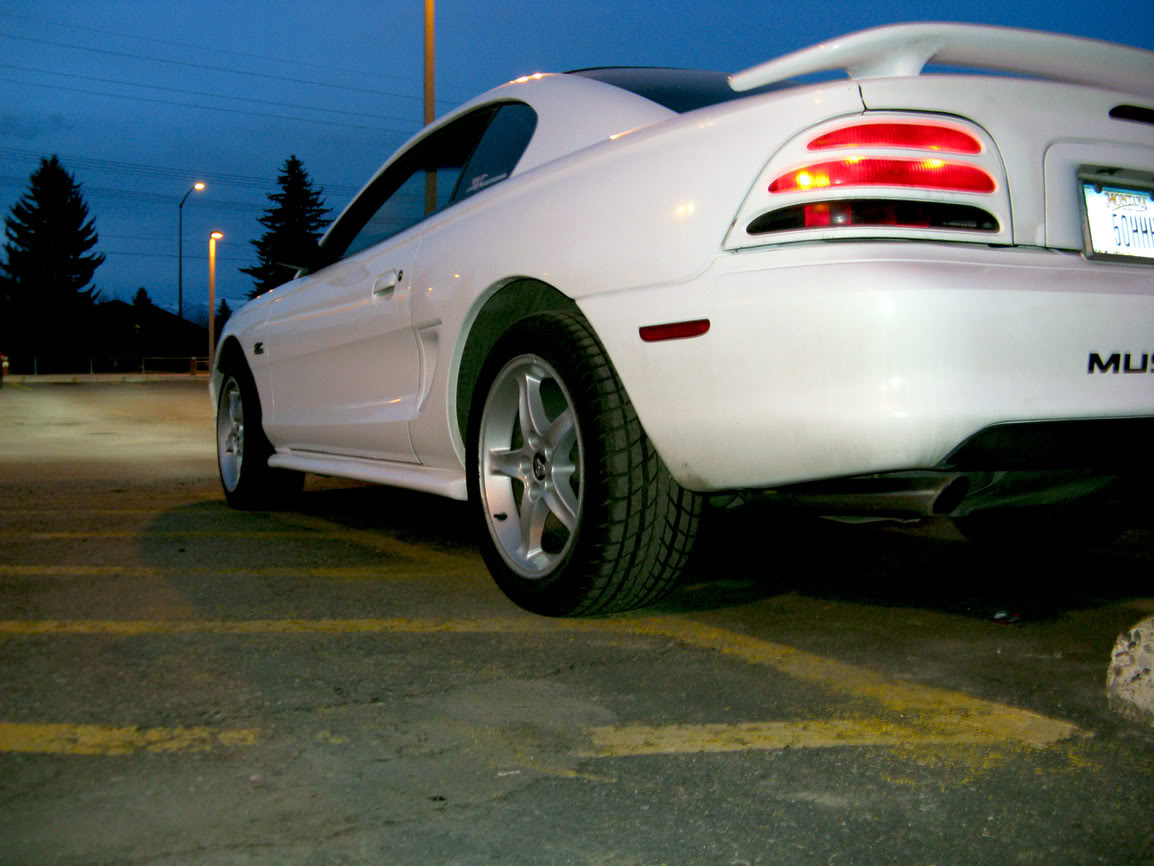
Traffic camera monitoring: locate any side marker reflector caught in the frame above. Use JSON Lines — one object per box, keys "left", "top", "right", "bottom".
{"left": 639, "top": 319, "right": 711, "bottom": 342}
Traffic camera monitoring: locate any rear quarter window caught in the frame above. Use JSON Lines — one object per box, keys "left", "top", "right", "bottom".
{"left": 454, "top": 103, "right": 538, "bottom": 201}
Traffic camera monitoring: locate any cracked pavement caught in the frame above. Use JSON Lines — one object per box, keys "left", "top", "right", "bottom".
{"left": 1, "top": 382, "right": 1153, "bottom": 865}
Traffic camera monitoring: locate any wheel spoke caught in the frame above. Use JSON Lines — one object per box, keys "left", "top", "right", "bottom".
{"left": 543, "top": 475, "right": 577, "bottom": 531}
{"left": 518, "top": 486, "right": 550, "bottom": 560}
{"left": 516, "top": 368, "right": 550, "bottom": 443}
{"left": 228, "top": 390, "right": 243, "bottom": 427}
{"left": 543, "top": 407, "right": 575, "bottom": 454}
{"left": 488, "top": 447, "right": 525, "bottom": 480}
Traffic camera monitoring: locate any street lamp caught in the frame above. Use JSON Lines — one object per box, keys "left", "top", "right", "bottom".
{"left": 423, "top": 0, "right": 436, "bottom": 214}
{"left": 208, "top": 231, "right": 223, "bottom": 370}
{"left": 177, "top": 181, "right": 206, "bottom": 321}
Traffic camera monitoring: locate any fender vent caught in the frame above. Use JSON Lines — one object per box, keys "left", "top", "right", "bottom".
{"left": 1110, "top": 104, "right": 1154, "bottom": 126}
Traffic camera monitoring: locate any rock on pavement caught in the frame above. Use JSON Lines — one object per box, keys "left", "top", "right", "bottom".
{"left": 1108, "top": 616, "right": 1154, "bottom": 726}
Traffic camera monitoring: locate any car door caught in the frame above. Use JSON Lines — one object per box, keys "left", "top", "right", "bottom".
{"left": 260, "top": 231, "right": 422, "bottom": 462}
{"left": 261, "top": 107, "right": 500, "bottom": 462}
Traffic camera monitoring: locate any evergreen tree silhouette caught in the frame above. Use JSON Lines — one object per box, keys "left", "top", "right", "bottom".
{"left": 240, "top": 155, "right": 331, "bottom": 299}
{"left": 1, "top": 155, "right": 104, "bottom": 368}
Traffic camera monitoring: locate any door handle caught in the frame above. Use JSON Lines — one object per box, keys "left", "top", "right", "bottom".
{"left": 372, "top": 269, "right": 403, "bottom": 299}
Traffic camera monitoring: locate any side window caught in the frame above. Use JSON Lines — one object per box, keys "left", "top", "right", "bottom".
{"left": 343, "top": 165, "right": 457, "bottom": 258}
{"left": 318, "top": 102, "right": 537, "bottom": 265}
{"left": 452, "top": 103, "right": 537, "bottom": 201}
{"left": 324, "top": 109, "right": 495, "bottom": 262}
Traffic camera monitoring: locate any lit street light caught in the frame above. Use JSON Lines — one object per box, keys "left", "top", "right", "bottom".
{"left": 178, "top": 181, "right": 206, "bottom": 321}
{"left": 208, "top": 231, "right": 223, "bottom": 370}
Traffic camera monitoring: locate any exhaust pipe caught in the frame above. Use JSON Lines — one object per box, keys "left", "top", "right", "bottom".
{"left": 757, "top": 472, "right": 971, "bottom": 519}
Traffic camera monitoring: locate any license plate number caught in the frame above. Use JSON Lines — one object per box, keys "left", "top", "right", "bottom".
{"left": 1082, "top": 183, "right": 1154, "bottom": 263}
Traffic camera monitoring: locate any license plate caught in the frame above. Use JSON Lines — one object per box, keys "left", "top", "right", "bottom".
{"left": 1082, "top": 182, "right": 1154, "bottom": 263}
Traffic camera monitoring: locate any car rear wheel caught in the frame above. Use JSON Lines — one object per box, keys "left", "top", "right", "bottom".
{"left": 216, "top": 363, "right": 303, "bottom": 509}
{"left": 467, "top": 312, "right": 701, "bottom": 616}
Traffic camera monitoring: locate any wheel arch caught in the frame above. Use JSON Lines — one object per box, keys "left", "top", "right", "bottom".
{"left": 212, "top": 336, "right": 249, "bottom": 405}
{"left": 453, "top": 278, "right": 578, "bottom": 452}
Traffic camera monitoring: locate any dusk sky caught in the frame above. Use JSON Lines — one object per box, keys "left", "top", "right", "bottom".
{"left": 2, "top": 1, "right": 1151, "bottom": 321}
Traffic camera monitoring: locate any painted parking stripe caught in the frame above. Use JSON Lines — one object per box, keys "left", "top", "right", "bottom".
{"left": 0, "top": 617, "right": 541, "bottom": 635}
{"left": 0, "top": 723, "right": 261, "bottom": 756}
{"left": 0, "top": 615, "right": 1081, "bottom": 753}
{"left": 614, "top": 617, "right": 1081, "bottom": 747}
{"left": 582, "top": 719, "right": 1038, "bottom": 757}
{"left": 0, "top": 531, "right": 353, "bottom": 539}
{"left": 270, "top": 513, "right": 478, "bottom": 572}
{"left": 0, "top": 565, "right": 476, "bottom": 580}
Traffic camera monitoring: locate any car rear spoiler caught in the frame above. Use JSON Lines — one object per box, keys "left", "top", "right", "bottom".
{"left": 729, "top": 22, "right": 1154, "bottom": 98}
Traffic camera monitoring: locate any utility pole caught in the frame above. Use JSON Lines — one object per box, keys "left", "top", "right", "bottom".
{"left": 424, "top": 0, "right": 437, "bottom": 215}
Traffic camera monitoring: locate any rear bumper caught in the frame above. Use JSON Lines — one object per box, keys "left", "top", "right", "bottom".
{"left": 579, "top": 242, "right": 1154, "bottom": 491}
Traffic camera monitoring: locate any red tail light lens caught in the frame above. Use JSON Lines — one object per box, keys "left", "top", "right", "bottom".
{"left": 808, "top": 123, "right": 982, "bottom": 154}
{"left": 769, "top": 159, "right": 995, "bottom": 194}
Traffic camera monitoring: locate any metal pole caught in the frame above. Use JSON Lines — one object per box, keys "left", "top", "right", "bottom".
{"left": 424, "top": 0, "right": 435, "bottom": 127}
{"left": 178, "top": 194, "right": 186, "bottom": 320}
{"left": 423, "top": 0, "right": 437, "bottom": 215}
{"left": 208, "top": 232, "right": 221, "bottom": 371}
{"left": 178, "top": 183, "right": 204, "bottom": 321}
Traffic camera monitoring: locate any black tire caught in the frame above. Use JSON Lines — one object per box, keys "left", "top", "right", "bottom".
{"left": 216, "top": 361, "right": 304, "bottom": 509}
{"left": 466, "top": 311, "right": 701, "bottom": 616}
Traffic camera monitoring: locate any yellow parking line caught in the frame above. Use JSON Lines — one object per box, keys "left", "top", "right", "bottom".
{"left": 0, "top": 531, "right": 348, "bottom": 540}
{"left": 0, "top": 566, "right": 467, "bottom": 580}
{"left": 0, "top": 617, "right": 538, "bottom": 635}
{"left": 583, "top": 719, "right": 1023, "bottom": 757}
{"left": 0, "top": 615, "right": 1082, "bottom": 751}
{"left": 612, "top": 617, "right": 1081, "bottom": 747}
{"left": 270, "top": 513, "right": 478, "bottom": 572}
{"left": 0, "top": 722, "right": 261, "bottom": 756}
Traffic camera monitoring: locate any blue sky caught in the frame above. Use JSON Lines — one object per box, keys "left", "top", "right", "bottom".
{"left": 1, "top": 0, "right": 1151, "bottom": 320}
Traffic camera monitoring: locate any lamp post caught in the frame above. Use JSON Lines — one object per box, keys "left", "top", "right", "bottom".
{"left": 208, "top": 231, "right": 223, "bottom": 370}
{"left": 423, "top": 0, "right": 436, "bottom": 214}
{"left": 177, "top": 182, "right": 205, "bottom": 321}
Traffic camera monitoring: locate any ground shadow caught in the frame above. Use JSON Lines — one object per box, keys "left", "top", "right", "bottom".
{"left": 148, "top": 478, "right": 1153, "bottom": 623}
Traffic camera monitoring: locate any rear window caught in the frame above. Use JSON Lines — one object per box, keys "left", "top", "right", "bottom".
{"left": 567, "top": 67, "right": 791, "bottom": 113}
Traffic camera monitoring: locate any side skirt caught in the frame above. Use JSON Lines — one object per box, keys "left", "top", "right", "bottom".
{"left": 267, "top": 450, "right": 467, "bottom": 501}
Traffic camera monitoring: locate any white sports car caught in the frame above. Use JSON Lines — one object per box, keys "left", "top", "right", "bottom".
{"left": 213, "top": 23, "right": 1154, "bottom": 615}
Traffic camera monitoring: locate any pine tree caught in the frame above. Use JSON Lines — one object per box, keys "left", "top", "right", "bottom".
{"left": 133, "top": 287, "right": 153, "bottom": 308}
{"left": 240, "top": 155, "right": 331, "bottom": 299}
{"left": 1, "top": 155, "right": 104, "bottom": 365}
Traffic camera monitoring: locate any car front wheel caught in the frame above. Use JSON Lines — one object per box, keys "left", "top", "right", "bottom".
{"left": 467, "top": 312, "right": 701, "bottom": 616}
{"left": 216, "top": 363, "right": 303, "bottom": 509}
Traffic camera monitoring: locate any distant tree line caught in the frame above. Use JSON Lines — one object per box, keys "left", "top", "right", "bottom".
{"left": 1, "top": 152, "right": 330, "bottom": 373}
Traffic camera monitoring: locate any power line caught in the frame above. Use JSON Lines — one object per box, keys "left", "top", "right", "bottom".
{"left": 101, "top": 233, "right": 250, "bottom": 249}
{"left": 0, "top": 31, "right": 447, "bottom": 102}
{"left": 0, "top": 146, "right": 364, "bottom": 197}
{"left": 0, "top": 9, "right": 479, "bottom": 96}
{"left": 0, "top": 176, "right": 266, "bottom": 213}
{"left": 0, "top": 75, "right": 413, "bottom": 134}
{"left": 103, "top": 249, "right": 252, "bottom": 263}
{"left": 0, "top": 62, "right": 420, "bottom": 125}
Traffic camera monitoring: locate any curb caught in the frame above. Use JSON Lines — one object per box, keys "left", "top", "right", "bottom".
{"left": 1107, "top": 616, "right": 1154, "bottom": 727}
{"left": 3, "top": 374, "right": 210, "bottom": 385}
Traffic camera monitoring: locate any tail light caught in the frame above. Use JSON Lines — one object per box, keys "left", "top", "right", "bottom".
{"left": 807, "top": 122, "right": 982, "bottom": 154}
{"left": 724, "top": 112, "right": 1012, "bottom": 251}
{"left": 748, "top": 200, "right": 999, "bottom": 234}
{"left": 769, "top": 158, "right": 995, "bottom": 194}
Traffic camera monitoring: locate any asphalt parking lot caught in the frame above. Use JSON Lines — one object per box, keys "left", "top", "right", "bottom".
{"left": 1, "top": 380, "right": 1152, "bottom": 865}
